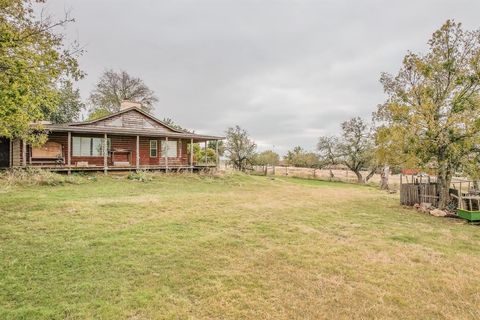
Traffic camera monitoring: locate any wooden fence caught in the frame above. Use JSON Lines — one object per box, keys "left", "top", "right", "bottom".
{"left": 400, "top": 183, "right": 439, "bottom": 206}
{"left": 399, "top": 174, "right": 479, "bottom": 208}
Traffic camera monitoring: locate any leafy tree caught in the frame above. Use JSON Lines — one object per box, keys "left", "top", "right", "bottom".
{"left": 253, "top": 150, "right": 280, "bottom": 175}
{"left": 462, "top": 151, "right": 480, "bottom": 189}
{"left": 192, "top": 143, "right": 216, "bottom": 163}
{"left": 188, "top": 141, "right": 223, "bottom": 164}
{"left": 285, "top": 146, "right": 321, "bottom": 168}
{"left": 208, "top": 140, "right": 225, "bottom": 157}
{"left": 337, "top": 117, "right": 377, "bottom": 183}
{"left": 44, "top": 81, "right": 85, "bottom": 123}
{"left": 318, "top": 117, "right": 377, "bottom": 183}
{"left": 162, "top": 117, "right": 192, "bottom": 133}
{"left": 0, "top": 0, "right": 83, "bottom": 144}
{"left": 375, "top": 20, "right": 480, "bottom": 208}
{"left": 317, "top": 136, "right": 339, "bottom": 178}
{"left": 254, "top": 150, "right": 280, "bottom": 166}
{"left": 88, "top": 69, "right": 158, "bottom": 116}
{"left": 87, "top": 108, "right": 112, "bottom": 121}
{"left": 302, "top": 152, "right": 322, "bottom": 177}
{"left": 225, "top": 125, "right": 256, "bottom": 171}
{"left": 284, "top": 146, "right": 306, "bottom": 167}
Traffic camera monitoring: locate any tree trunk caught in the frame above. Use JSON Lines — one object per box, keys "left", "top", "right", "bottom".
{"left": 354, "top": 170, "right": 364, "bottom": 183}
{"left": 437, "top": 161, "right": 452, "bottom": 209}
{"left": 365, "top": 168, "right": 376, "bottom": 182}
{"left": 380, "top": 165, "right": 390, "bottom": 190}
{"left": 329, "top": 168, "right": 335, "bottom": 179}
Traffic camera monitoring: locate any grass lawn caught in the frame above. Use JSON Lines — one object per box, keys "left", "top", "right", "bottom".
{"left": 1, "top": 173, "right": 480, "bottom": 319}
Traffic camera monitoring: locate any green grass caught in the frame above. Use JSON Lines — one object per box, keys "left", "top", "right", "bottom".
{"left": 1, "top": 173, "right": 480, "bottom": 319}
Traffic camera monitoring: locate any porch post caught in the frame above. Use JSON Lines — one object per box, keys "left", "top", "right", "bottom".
{"left": 216, "top": 140, "right": 219, "bottom": 169}
{"left": 136, "top": 135, "right": 140, "bottom": 170}
{"left": 103, "top": 133, "right": 108, "bottom": 174}
{"left": 204, "top": 141, "right": 208, "bottom": 164}
{"left": 22, "top": 139, "right": 26, "bottom": 168}
{"left": 165, "top": 137, "right": 169, "bottom": 172}
{"left": 190, "top": 138, "right": 193, "bottom": 172}
{"left": 67, "top": 132, "right": 71, "bottom": 174}
{"left": 9, "top": 139, "right": 12, "bottom": 168}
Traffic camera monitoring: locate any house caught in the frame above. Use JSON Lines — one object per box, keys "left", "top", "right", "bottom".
{"left": 0, "top": 102, "right": 224, "bottom": 173}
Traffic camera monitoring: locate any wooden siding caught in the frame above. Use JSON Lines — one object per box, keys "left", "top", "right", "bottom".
{"left": 22, "top": 132, "right": 192, "bottom": 168}
{"left": 111, "top": 136, "right": 136, "bottom": 164}
{"left": 75, "top": 109, "right": 175, "bottom": 133}
{"left": 11, "top": 139, "right": 21, "bottom": 167}
{"left": 138, "top": 138, "right": 189, "bottom": 166}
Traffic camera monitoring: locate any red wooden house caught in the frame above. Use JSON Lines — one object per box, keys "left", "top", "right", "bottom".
{"left": 0, "top": 104, "right": 224, "bottom": 173}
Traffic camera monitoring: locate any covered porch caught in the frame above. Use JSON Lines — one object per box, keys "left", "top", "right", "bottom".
{"left": 16, "top": 129, "right": 223, "bottom": 174}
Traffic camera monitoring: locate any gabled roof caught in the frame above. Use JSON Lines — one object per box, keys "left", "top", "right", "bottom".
{"left": 39, "top": 106, "right": 225, "bottom": 140}
{"left": 69, "top": 106, "right": 184, "bottom": 133}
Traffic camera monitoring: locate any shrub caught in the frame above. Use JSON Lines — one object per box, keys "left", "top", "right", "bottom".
{"left": 0, "top": 168, "right": 87, "bottom": 188}
{"left": 127, "top": 170, "right": 154, "bottom": 182}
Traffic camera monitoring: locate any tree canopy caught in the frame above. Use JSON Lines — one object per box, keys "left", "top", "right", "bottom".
{"left": 254, "top": 150, "right": 280, "bottom": 166}
{"left": 318, "top": 117, "right": 377, "bottom": 183}
{"left": 375, "top": 20, "right": 480, "bottom": 207}
{"left": 0, "top": 0, "right": 83, "bottom": 144}
{"left": 284, "top": 146, "right": 320, "bottom": 168}
{"left": 43, "top": 81, "right": 85, "bottom": 123}
{"left": 225, "top": 125, "right": 256, "bottom": 171}
{"left": 161, "top": 118, "right": 192, "bottom": 133}
{"left": 88, "top": 69, "right": 158, "bottom": 116}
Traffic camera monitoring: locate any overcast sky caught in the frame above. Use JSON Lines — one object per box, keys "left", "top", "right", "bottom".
{"left": 45, "top": 0, "right": 480, "bottom": 154}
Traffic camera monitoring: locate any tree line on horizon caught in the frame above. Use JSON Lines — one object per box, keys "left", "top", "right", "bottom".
{"left": 1, "top": 0, "right": 480, "bottom": 209}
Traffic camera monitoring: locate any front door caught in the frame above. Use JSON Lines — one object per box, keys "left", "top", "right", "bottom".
{"left": 0, "top": 137, "right": 10, "bottom": 168}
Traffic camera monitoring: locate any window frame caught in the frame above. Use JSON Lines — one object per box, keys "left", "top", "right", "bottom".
{"left": 72, "top": 136, "right": 111, "bottom": 157}
{"left": 149, "top": 140, "right": 158, "bottom": 158}
{"left": 161, "top": 140, "right": 178, "bottom": 158}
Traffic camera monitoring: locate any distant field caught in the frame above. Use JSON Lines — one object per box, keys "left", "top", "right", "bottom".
{"left": 1, "top": 173, "right": 479, "bottom": 319}
{"left": 257, "top": 166, "right": 404, "bottom": 188}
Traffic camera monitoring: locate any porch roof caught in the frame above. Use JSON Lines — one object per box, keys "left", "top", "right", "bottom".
{"left": 43, "top": 124, "right": 225, "bottom": 141}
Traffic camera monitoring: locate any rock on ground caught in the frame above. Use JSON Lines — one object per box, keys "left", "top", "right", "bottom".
{"left": 429, "top": 209, "right": 448, "bottom": 217}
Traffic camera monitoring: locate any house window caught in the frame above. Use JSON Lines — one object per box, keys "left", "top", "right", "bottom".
{"left": 72, "top": 137, "right": 110, "bottom": 157}
{"left": 161, "top": 140, "right": 177, "bottom": 158}
{"left": 149, "top": 140, "right": 158, "bottom": 157}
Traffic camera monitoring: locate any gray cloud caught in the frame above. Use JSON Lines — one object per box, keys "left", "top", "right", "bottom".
{"left": 46, "top": 0, "right": 480, "bottom": 155}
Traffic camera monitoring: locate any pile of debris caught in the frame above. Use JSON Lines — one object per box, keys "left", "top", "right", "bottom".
{"left": 413, "top": 203, "right": 456, "bottom": 218}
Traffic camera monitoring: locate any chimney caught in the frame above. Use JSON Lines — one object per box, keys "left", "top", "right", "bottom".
{"left": 120, "top": 100, "right": 142, "bottom": 110}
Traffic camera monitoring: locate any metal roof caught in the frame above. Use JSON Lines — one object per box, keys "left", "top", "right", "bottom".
{"left": 42, "top": 124, "right": 224, "bottom": 141}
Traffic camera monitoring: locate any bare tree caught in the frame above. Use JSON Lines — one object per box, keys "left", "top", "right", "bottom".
{"left": 225, "top": 125, "right": 257, "bottom": 171}
{"left": 88, "top": 70, "right": 158, "bottom": 115}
